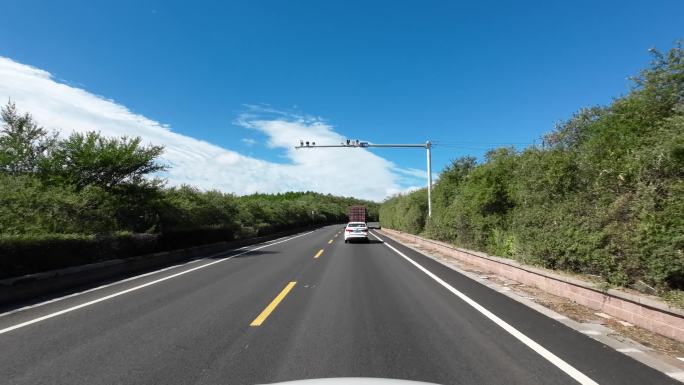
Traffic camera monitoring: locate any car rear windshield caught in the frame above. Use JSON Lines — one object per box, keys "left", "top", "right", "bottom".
{"left": 348, "top": 223, "right": 366, "bottom": 228}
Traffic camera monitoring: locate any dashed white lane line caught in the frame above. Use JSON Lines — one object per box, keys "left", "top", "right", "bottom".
{"left": 0, "top": 231, "right": 314, "bottom": 336}
{"left": 371, "top": 231, "right": 599, "bottom": 385}
{"left": 580, "top": 330, "right": 602, "bottom": 336}
{"left": 678, "top": 357, "right": 684, "bottom": 362}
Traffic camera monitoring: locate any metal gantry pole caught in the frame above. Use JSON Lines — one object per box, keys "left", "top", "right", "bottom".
{"left": 426, "top": 140, "right": 432, "bottom": 217}
{"left": 295, "top": 139, "right": 434, "bottom": 217}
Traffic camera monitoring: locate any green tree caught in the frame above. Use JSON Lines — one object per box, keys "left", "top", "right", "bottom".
{"left": 0, "top": 101, "right": 57, "bottom": 174}
{"left": 44, "top": 131, "right": 166, "bottom": 190}
{"left": 380, "top": 42, "right": 684, "bottom": 292}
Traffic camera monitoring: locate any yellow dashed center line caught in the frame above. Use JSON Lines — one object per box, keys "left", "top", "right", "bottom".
{"left": 250, "top": 281, "right": 297, "bottom": 327}
{"left": 314, "top": 249, "right": 324, "bottom": 259}
{"left": 328, "top": 239, "right": 333, "bottom": 244}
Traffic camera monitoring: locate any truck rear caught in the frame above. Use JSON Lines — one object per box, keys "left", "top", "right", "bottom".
{"left": 347, "top": 205, "right": 367, "bottom": 223}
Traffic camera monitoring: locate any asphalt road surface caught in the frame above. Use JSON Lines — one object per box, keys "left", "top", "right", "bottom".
{"left": 0, "top": 225, "right": 678, "bottom": 385}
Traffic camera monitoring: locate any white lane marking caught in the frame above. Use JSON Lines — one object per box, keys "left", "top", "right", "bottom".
{"left": 0, "top": 261, "right": 198, "bottom": 318}
{"left": 580, "top": 330, "right": 601, "bottom": 336}
{"left": 667, "top": 372, "right": 684, "bottom": 381}
{"left": 678, "top": 357, "right": 684, "bottom": 362}
{"left": 370, "top": 231, "right": 599, "bottom": 385}
{"left": 0, "top": 231, "right": 314, "bottom": 335}
{"left": 616, "top": 348, "right": 642, "bottom": 353}
{"left": 0, "top": 233, "right": 309, "bottom": 319}
{"left": 617, "top": 320, "right": 633, "bottom": 327}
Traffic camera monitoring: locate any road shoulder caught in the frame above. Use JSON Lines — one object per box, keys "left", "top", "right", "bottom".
{"left": 375, "top": 229, "right": 684, "bottom": 383}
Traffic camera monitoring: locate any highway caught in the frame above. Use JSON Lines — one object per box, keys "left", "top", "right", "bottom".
{"left": 0, "top": 225, "right": 677, "bottom": 385}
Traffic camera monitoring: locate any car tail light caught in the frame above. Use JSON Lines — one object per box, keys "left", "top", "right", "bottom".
{"left": 346, "top": 229, "right": 353, "bottom": 232}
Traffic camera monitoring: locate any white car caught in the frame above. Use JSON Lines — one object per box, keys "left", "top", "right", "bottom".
{"left": 344, "top": 222, "right": 369, "bottom": 243}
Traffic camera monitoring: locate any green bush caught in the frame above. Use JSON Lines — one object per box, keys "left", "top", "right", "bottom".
{"left": 0, "top": 233, "right": 155, "bottom": 279}
{"left": 0, "top": 189, "right": 377, "bottom": 278}
{"left": 380, "top": 43, "right": 684, "bottom": 292}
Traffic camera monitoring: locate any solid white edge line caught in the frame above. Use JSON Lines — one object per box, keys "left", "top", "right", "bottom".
{"left": 0, "top": 232, "right": 313, "bottom": 319}
{"left": 0, "top": 260, "right": 201, "bottom": 318}
{"left": 370, "top": 231, "right": 598, "bottom": 385}
{"left": 0, "top": 230, "right": 315, "bottom": 335}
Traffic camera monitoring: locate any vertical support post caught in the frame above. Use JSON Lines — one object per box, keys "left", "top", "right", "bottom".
{"left": 426, "top": 140, "right": 432, "bottom": 218}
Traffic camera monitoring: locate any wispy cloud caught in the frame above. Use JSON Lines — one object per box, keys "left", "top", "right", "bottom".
{"left": 0, "top": 57, "right": 425, "bottom": 201}
{"left": 241, "top": 138, "right": 257, "bottom": 146}
{"left": 394, "top": 167, "right": 427, "bottom": 179}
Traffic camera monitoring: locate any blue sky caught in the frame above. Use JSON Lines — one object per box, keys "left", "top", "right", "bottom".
{"left": 1, "top": 0, "right": 682, "bottom": 200}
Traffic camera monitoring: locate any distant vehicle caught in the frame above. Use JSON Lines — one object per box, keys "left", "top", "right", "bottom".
{"left": 344, "top": 222, "right": 369, "bottom": 243}
{"left": 347, "top": 205, "right": 367, "bottom": 223}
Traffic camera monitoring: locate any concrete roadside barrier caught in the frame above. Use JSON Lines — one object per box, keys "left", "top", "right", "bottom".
{"left": 0, "top": 225, "right": 324, "bottom": 307}
{"left": 379, "top": 228, "right": 684, "bottom": 343}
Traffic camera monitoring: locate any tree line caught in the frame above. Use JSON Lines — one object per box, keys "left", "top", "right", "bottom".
{"left": 0, "top": 102, "right": 377, "bottom": 277}
{"left": 380, "top": 43, "right": 684, "bottom": 295}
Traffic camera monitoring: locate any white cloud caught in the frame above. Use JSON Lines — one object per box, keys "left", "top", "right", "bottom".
{"left": 240, "top": 138, "right": 257, "bottom": 146}
{"left": 0, "top": 57, "right": 424, "bottom": 201}
{"left": 394, "top": 167, "right": 427, "bottom": 179}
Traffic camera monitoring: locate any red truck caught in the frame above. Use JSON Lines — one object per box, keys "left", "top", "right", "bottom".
{"left": 347, "top": 205, "right": 367, "bottom": 223}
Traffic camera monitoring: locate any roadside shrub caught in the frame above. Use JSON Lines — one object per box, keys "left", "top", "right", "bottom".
{"left": 0, "top": 233, "right": 156, "bottom": 279}
{"left": 380, "top": 43, "right": 684, "bottom": 292}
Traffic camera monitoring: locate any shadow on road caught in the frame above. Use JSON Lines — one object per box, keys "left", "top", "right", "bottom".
{"left": 346, "top": 239, "right": 384, "bottom": 244}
